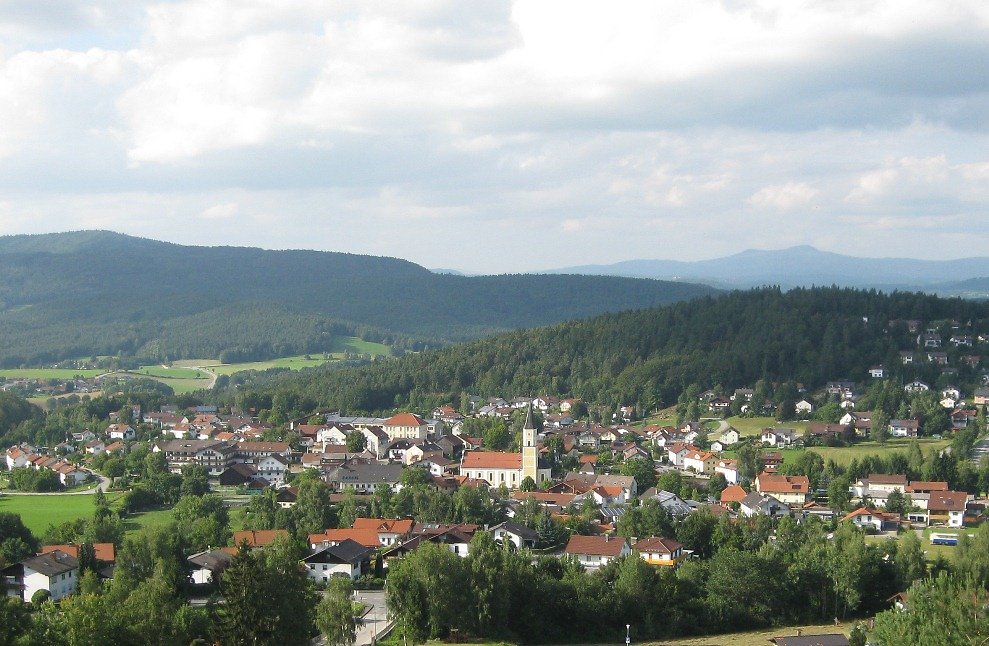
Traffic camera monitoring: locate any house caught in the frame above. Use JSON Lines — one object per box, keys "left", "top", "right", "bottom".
{"left": 761, "top": 428, "right": 798, "bottom": 447}
{"left": 904, "top": 381, "right": 930, "bottom": 394}
{"left": 755, "top": 473, "right": 810, "bottom": 505}
{"left": 41, "top": 543, "right": 115, "bottom": 564}
{"left": 719, "top": 428, "right": 740, "bottom": 446}
{"left": 303, "top": 539, "right": 374, "bottom": 582}
{"left": 825, "top": 381, "right": 857, "bottom": 398}
{"left": 719, "top": 484, "right": 748, "bottom": 506}
{"left": 806, "top": 423, "right": 849, "bottom": 442}
{"left": 975, "top": 388, "right": 989, "bottom": 406}
{"left": 852, "top": 474, "right": 907, "bottom": 497}
{"left": 906, "top": 480, "right": 948, "bottom": 495}
{"left": 275, "top": 487, "right": 299, "bottom": 508}
{"left": 633, "top": 537, "right": 686, "bottom": 569}
{"left": 2, "top": 550, "right": 79, "bottom": 601}
{"left": 918, "top": 332, "right": 942, "bottom": 348}
{"left": 324, "top": 461, "right": 403, "bottom": 493}
{"left": 187, "top": 549, "right": 234, "bottom": 585}
{"left": 381, "top": 412, "right": 429, "bottom": 441}
{"left": 739, "top": 492, "right": 789, "bottom": 518}
{"left": 869, "top": 365, "right": 886, "bottom": 378}
{"left": 927, "top": 351, "right": 949, "bottom": 366}
{"left": 5, "top": 446, "right": 29, "bottom": 470}
{"left": 714, "top": 458, "right": 739, "bottom": 485}
{"left": 352, "top": 518, "right": 415, "bottom": 546}
{"left": 841, "top": 507, "right": 900, "bottom": 531}
{"left": 638, "top": 487, "right": 693, "bottom": 517}
{"left": 682, "top": 450, "right": 718, "bottom": 474}
{"left": 899, "top": 351, "right": 915, "bottom": 365}
{"left": 106, "top": 424, "right": 135, "bottom": 441}
{"left": 254, "top": 455, "right": 288, "bottom": 485}
{"left": 232, "top": 529, "right": 289, "bottom": 549}
{"left": 309, "top": 528, "right": 382, "bottom": 551}
{"left": 889, "top": 419, "right": 919, "bottom": 438}
{"left": 665, "top": 442, "right": 697, "bottom": 467}
{"left": 489, "top": 521, "right": 538, "bottom": 549}
{"left": 927, "top": 491, "right": 969, "bottom": 528}
{"left": 84, "top": 439, "right": 106, "bottom": 455}
{"left": 564, "top": 535, "right": 630, "bottom": 570}
{"left": 794, "top": 399, "right": 815, "bottom": 415}
{"left": 951, "top": 409, "right": 977, "bottom": 429}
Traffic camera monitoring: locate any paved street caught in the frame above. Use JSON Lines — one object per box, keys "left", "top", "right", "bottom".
{"left": 354, "top": 590, "right": 390, "bottom": 646}
{"left": 971, "top": 436, "right": 989, "bottom": 465}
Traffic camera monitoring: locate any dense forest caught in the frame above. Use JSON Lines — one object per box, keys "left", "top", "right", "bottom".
{"left": 224, "top": 287, "right": 989, "bottom": 416}
{"left": 0, "top": 231, "right": 714, "bottom": 366}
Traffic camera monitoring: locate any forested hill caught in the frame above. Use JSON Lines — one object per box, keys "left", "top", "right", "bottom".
{"left": 228, "top": 287, "right": 989, "bottom": 415}
{"left": 0, "top": 231, "right": 715, "bottom": 366}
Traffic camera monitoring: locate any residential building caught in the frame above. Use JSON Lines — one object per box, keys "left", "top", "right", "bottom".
{"left": 755, "top": 473, "right": 810, "bottom": 505}
{"left": 633, "top": 537, "right": 685, "bottom": 569}
{"left": 2, "top": 550, "right": 78, "bottom": 601}
{"left": 303, "top": 539, "right": 374, "bottom": 582}
{"left": 564, "top": 535, "right": 630, "bottom": 570}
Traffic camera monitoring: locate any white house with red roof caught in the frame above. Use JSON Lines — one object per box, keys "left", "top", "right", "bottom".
{"left": 382, "top": 413, "right": 428, "bottom": 441}
{"left": 564, "top": 535, "right": 630, "bottom": 570}
{"left": 633, "top": 537, "right": 686, "bottom": 569}
{"left": 755, "top": 473, "right": 810, "bottom": 505}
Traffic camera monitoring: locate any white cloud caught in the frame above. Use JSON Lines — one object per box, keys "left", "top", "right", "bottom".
{"left": 0, "top": 1, "right": 988, "bottom": 270}
{"left": 201, "top": 202, "right": 239, "bottom": 219}
{"left": 748, "top": 182, "right": 818, "bottom": 210}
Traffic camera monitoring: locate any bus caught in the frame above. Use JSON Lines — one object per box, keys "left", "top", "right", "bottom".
{"left": 930, "top": 532, "right": 959, "bottom": 546}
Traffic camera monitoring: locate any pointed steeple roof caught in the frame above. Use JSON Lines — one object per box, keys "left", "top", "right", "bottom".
{"left": 523, "top": 404, "right": 536, "bottom": 431}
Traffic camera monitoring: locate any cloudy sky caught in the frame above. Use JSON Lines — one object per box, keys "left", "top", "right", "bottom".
{"left": 1, "top": 1, "right": 988, "bottom": 273}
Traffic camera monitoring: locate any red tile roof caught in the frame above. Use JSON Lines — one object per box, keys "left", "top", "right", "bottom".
{"left": 461, "top": 451, "right": 522, "bottom": 470}
{"left": 383, "top": 413, "right": 426, "bottom": 427}
{"left": 232, "top": 529, "right": 289, "bottom": 547}
{"left": 42, "top": 543, "right": 115, "bottom": 562}
{"left": 633, "top": 537, "right": 682, "bottom": 554}
{"left": 565, "top": 534, "right": 628, "bottom": 557}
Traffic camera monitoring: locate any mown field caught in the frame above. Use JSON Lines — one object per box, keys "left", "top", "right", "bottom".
{"left": 0, "top": 493, "right": 107, "bottom": 535}
{"left": 0, "top": 490, "right": 178, "bottom": 538}
{"left": 0, "top": 367, "right": 103, "bottom": 379}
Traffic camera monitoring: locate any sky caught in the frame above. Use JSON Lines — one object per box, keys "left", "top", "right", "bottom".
{"left": 0, "top": 1, "right": 988, "bottom": 274}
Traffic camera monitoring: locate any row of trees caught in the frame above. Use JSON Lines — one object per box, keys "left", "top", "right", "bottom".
{"left": 386, "top": 519, "right": 938, "bottom": 644}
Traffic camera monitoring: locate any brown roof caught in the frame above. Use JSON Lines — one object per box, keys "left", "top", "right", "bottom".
{"left": 383, "top": 412, "right": 426, "bottom": 427}
{"left": 461, "top": 451, "right": 522, "bottom": 470}
{"left": 564, "top": 534, "right": 628, "bottom": 557}
{"left": 308, "top": 528, "right": 381, "bottom": 548}
{"left": 232, "top": 529, "right": 289, "bottom": 547}
{"left": 757, "top": 473, "right": 809, "bottom": 494}
{"left": 927, "top": 491, "right": 968, "bottom": 512}
{"left": 352, "top": 518, "right": 415, "bottom": 535}
{"left": 720, "top": 484, "right": 748, "bottom": 503}
{"left": 41, "top": 543, "right": 115, "bottom": 562}
{"left": 633, "top": 536, "right": 682, "bottom": 554}
{"left": 868, "top": 473, "right": 907, "bottom": 485}
{"left": 906, "top": 480, "right": 949, "bottom": 493}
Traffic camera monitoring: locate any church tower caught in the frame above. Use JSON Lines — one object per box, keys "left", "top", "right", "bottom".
{"left": 521, "top": 404, "right": 539, "bottom": 482}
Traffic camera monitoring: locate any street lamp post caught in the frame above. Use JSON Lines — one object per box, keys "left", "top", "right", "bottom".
{"left": 625, "top": 624, "right": 631, "bottom": 646}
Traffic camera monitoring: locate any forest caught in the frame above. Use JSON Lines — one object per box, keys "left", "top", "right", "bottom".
{"left": 223, "top": 286, "right": 989, "bottom": 417}
{"left": 0, "top": 230, "right": 714, "bottom": 366}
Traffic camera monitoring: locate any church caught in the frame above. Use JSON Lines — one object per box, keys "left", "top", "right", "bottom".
{"left": 458, "top": 406, "right": 552, "bottom": 488}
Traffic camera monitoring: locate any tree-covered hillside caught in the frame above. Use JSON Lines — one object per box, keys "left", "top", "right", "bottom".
{"left": 227, "top": 287, "right": 989, "bottom": 415}
{"left": 0, "top": 231, "right": 715, "bottom": 365}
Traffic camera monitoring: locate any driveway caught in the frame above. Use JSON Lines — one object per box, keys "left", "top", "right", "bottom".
{"left": 311, "top": 589, "right": 391, "bottom": 646}
{"left": 971, "top": 436, "right": 989, "bottom": 466}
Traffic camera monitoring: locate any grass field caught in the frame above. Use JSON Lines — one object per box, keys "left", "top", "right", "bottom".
{"left": 0, "top": 493, "right": 107, "bottom": 535}
{"left": 725, "top": 416, "right": 811, "bottom": 437}
{"left": 0, "top": 368, "right": 103, "bottom": 379}
{"left": 134, "top": 365, "right": 208, "bottom": 380}
{"left": 807, "top": 438, "right": 950, "bottom": 466}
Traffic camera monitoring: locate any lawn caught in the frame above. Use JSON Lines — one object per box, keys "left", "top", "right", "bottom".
{"left": 134, "top": 365, "right": 209, "bottom": 380}
{"left": 119, "top": 507, "right": 175, "bottom": 533}
{"left": 0, "top": 368, "right": 104, "bottom": 379}
{"left": 725, "top": 416, "right": 810, "bottom": 437}
{"left": 0, "top": 493, "right": 108, "bottom": 536}
{"left": 807, "top": 438, "right": 950, "bottom": 467}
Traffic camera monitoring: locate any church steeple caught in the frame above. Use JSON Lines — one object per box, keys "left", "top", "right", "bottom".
{"left": 522, "top": 404, "right": 538, "bottom": 481}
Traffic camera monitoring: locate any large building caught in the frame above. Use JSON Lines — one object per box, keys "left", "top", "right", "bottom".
{"left": 459, "top": 407, "right": 551, "bottom": 488}
{"left": 382, "top": 412, "right": 429, "bottom": 441}
{"left": 152, "top": 439, "right": 291, "bottom": 476}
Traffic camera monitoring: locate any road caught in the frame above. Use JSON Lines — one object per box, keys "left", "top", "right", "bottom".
{"left": 311, "top": 589, "right": 391, "bottom": 646}
{"left": 970, "top": 436, "right": 989, "bottom": 466}
{"left": 1, "top": 473, "right": 110, "bottom": 495}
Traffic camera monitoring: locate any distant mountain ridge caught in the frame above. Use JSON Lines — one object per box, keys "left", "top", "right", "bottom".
{"left": 0, "top": 231, "right": 716, "bottom": 366}
{"left": 550, "top": 245, "right": 989, "bottom": 295}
